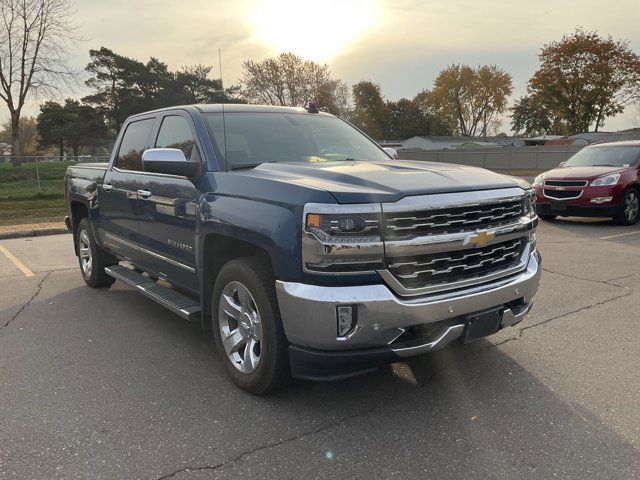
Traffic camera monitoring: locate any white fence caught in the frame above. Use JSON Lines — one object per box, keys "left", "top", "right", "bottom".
{"left": 398, "top": 145, "right": 584, "bottom": 171}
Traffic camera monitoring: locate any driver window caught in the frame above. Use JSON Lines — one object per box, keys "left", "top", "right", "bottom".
{"left": 155, "top": 115, "right": 200, "bottom": 161}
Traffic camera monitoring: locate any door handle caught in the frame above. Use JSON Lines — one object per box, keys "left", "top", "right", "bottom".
{"left": 137, "top": 189, "right": 152, "bottom": 198}
{"left": 103, "top": 184, "right": 113, "bottom": 192}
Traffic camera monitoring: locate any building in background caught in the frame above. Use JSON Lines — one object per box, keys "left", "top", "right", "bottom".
{"left": 399, "top": 136, "right": 524, "bottom": 151}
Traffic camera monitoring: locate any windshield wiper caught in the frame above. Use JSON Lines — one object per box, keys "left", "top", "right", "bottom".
{"left": 229, "top": 163, "right": 263, "bottom": 170}
{"left": 229, "top": 161, "right": 277, "bottom": 171}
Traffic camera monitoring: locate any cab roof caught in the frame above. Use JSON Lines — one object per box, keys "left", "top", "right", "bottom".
{"left": 128, "top": 103, "right": 329, "bottom": 119}
{"left": 195, "top": 104, "right": 311, "bottom": 114}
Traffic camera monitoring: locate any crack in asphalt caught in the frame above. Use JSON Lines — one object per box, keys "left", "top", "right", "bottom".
{"left": 491, "top": 268, "right": 632, "bottom": 347}
{"left": 542, "top": 267, "right": 634, "bottom": 289}
{"left": 605, "top": 273, "right": 639, "bottom": 283}
{"left": 0, "top": 272, "right": 50, "bottom": 331}
{"left": 0, "top": 267, "right": 77, "bottom": 280}
{"left": 155, "top": 393, "right": 397, "bottom": 480}
{"left": 491, "top": 289, "right": 632, "bottom": 347}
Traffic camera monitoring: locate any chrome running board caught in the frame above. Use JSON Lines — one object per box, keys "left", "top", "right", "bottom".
{"left": 105, "top": 265, "right": 201, "bottom": 321}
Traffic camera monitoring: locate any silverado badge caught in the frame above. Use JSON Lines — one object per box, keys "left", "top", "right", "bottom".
{"left": 465, "top": 230, "right": 495, "bottom": 248}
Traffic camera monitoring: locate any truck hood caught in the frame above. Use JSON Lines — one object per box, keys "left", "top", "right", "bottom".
{"left": 541, "top": 165, "right": 628, "bottom": 181}
{"left": 234, "top": 160, "right": 527, "bottom": 203}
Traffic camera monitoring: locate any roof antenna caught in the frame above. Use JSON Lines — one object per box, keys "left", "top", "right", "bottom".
{"left": 218, "top": 48, "right": 228, "bottom": 169}
{"left": 307, "top": 102, "right": 319, "bottom": 114}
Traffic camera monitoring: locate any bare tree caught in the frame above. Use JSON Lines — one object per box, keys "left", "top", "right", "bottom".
{"left": 0, "top": 0, "right": 77, "bottom": 161}
{"left": 242, "top": 52, "right": 349, "bottom": 116}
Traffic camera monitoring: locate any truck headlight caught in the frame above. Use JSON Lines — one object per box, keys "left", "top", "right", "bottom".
{"left": 533, "top": 175, "right": 544, "bottom": 186}
{"left": 302, "top": 203, "right": 384, "bottom": 274}
{"left": 591, "top": 173, "right": 621, "bottom": 187}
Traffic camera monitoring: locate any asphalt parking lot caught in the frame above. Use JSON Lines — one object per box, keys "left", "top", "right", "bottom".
{"left": 1, "top": 219, "right": 639, "bottom": 480}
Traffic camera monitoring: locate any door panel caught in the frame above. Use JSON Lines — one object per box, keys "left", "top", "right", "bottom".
{"left": 134, "top": 113, "right": 201, "bottom": 292}
{"left": 98, "top": 117, "right": 156, "bottom": 260}
{"left": 99, "top": 170, "right": 142, "bottom": 260}
{"left": 136, "top": 175, "right": 199, "bottom": 291}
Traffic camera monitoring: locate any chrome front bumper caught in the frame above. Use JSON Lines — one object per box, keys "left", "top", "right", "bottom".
{"left": 276, "top": 250, "right": 541, "bottom": 354}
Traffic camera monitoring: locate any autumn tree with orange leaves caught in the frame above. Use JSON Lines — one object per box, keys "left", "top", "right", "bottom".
{"left": 528, "top": 28, "right": 640, "bottom": 134}
{"left": 416, "top": 64, "right": 512, "bottom": 138}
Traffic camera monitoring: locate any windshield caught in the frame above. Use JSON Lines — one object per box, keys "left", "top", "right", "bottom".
{"left": 205, "top": 112, "right": 390, "bottom": 169}
{"left": 564, "top": 146, "right": 640, "bottom": 167}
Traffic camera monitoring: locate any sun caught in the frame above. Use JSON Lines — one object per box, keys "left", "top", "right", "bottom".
{"left": 253, "top": 0, "right": 378, "bottom": 61}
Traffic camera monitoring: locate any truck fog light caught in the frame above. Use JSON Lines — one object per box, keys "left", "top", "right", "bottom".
{"left": 337, "top": 305, "right": 357, "bottom": 338}
{"left": 591, "top": 196, "right": 613, "bottom": 204}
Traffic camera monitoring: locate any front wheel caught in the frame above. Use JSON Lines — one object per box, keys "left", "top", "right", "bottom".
{"left": 614, "top": 189, "right": 640, "bottom": 226}
{"left": 76, "top": 218, "right": 116, "bottom": 288}
{"left": 212, "top": 257, "right": 289, "bottom": 394}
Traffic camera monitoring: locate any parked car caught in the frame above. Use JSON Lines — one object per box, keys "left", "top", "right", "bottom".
{"left": 64, "top": 104, "right": 541, "bottom": 394}
{"left": 534, "top": 141, "right": 640, "bottom": 225}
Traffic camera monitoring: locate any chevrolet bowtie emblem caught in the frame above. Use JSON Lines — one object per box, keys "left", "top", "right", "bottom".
{"left": 465, "top": 230, "right": 495, "bottom": 248}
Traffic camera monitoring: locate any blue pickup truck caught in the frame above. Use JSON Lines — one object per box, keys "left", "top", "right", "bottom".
{"left": 64, "top": 104, "right": 541, "bottom": 394}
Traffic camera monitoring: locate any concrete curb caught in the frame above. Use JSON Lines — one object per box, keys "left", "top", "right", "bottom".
{"left": 0, "top": 227, "right": 71, "bottom": 240}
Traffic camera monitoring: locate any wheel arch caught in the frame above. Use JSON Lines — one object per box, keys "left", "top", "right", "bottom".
{"left": 199, "top": 232, "right": 275, "bottom": 333}
{"left": 69, "top": 199, "right": 90, "bottom": 254}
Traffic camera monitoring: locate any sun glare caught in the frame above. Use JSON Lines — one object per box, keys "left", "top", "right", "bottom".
{"left": 253, "top": 0, "right": 377, "bottom": 61}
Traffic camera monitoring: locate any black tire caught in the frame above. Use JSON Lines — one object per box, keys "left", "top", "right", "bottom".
{"left": 614, "top": 188, "right": 640, "bottom": 226}
{"left": 76, "top": 218, "right": 116, "bottom": 288}
{"left": 212, "top": 257, "right": 289, "bottom": 394}
{"left": 538, "top": 214, "right": 557, "bottom": 221}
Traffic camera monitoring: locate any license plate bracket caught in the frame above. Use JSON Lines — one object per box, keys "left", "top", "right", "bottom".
{"left": 551, "top": 203, "right": 567, "bottom": 211}
{"left": 463, "top": 308, "right": 503, "bottom": 343}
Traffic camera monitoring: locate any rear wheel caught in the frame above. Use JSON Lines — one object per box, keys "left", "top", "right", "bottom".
{"left": 614, "top": 188, "right": 640, "bottom": 226}
{"left": 212, "top": 257, "right": 289, "bottom": 394}
{"left": 538, "top": 213, "right": 556, "bottom": 221}
{"left": 77, "top": 218, "right": 116, "bottom": 288}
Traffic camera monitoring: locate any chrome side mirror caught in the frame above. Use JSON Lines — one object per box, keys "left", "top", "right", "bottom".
{"left": 142, "top": 148, "right": 200, "bottom": 177}
{"left": 383, "top": 147, "right": 398, "bottom": 159}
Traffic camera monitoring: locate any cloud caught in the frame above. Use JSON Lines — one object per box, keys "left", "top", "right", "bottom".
{"left": 3, "top": 0, "right": 640, "bottom": 130}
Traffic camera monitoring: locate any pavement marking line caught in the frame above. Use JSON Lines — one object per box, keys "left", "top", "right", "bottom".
{"left": 0, "top": 244, "right": 34, "bottom": 277}
{"left": 600, "top": 231, "right": 640, "bottom": 241}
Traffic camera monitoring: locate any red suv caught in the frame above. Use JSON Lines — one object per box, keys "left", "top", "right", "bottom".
{"left": 534, "top": 141, "right": 640, "bottom": 225}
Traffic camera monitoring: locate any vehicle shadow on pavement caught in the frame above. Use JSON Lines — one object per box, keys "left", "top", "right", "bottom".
{"left": 2, "top": 278, "right": 639, "bottom": 479}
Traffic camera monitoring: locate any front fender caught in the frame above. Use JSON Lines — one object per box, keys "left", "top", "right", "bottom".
{"left": 196, "top": 194, "right": 301, "bottom": 282}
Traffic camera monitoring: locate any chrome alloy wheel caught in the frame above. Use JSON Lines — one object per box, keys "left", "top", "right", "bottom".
{"left": 79, "top": 230, "right": 93, "bottom": 278}
{"left": 218, "top": 281, "right": 263, "bottom": 374}
{"left": 625, "top": 191, "right": 639, "bottom": 222}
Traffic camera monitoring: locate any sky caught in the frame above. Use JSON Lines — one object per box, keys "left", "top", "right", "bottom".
{"left": 5, "top": 0, "right": 640, "bottom": 132}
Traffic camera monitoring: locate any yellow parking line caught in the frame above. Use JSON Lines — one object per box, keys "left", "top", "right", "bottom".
{"left": 0, "top": 244, "right": 34, "bottom": 277}
{"left": 600, "top": 231, "right": 640, "bottom": 240}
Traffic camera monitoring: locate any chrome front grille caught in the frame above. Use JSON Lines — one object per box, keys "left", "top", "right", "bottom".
{"left": 386, "top": 238, "right": 525, "bottom": 289}
{"left": 380, "top": 188, "right": 534, "bottom": 296}
{"left": 383, "top": 198, "right": 524, "bottom": 239}
{"left": 543, "top": 189, "right": 582, "bottom": 200}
